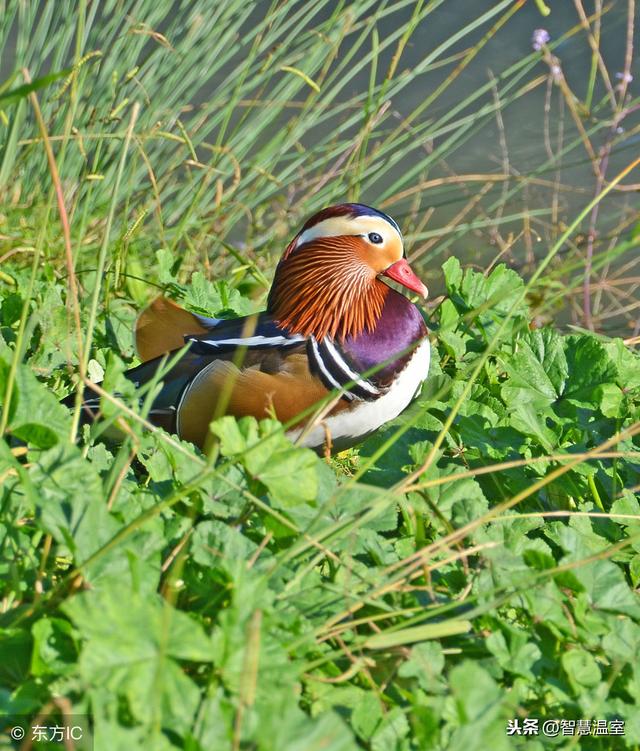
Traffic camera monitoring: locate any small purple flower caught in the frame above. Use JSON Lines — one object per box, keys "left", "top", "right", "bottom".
{"left": 615, "top": 72, "right": 633, "bottom": 84}
{"left": 532, "top": 28, "right": 550, "bottom": 51}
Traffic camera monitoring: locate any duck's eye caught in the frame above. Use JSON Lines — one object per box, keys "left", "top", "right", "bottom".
{"left": 368, "top": 232, "right": 383, "bottom": 244}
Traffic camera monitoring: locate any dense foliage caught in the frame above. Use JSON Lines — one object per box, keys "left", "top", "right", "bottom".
{"left": 1, "top": 257, "right": 640, "bottom": 750}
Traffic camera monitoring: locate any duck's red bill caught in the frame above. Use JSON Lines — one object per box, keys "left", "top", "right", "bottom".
{"left": 382, "top": 259, "right": 428, "bottom": 298}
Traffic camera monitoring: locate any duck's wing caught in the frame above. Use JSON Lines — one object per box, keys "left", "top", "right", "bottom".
{"left": 135, "top": 295, "right": 222, "bottom": 362}
{"left": 127, "top": 312, "right": 345, "bottom": 449}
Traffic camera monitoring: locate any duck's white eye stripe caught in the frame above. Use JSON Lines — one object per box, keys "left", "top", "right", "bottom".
{"left": 380, "top": 212, "right": 401, "bottom": 236}
{"left": 294, "top": 215, "right": 402, "bottom": 249}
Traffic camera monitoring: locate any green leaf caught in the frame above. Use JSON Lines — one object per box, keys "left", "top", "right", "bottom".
{"left": 0, "top": 354, "right": 70, "bottom": 447}
{"left": 631, "top": 556, "right": 640, "bottom": 588}
{"left": 26, "top": 442, "right": 120, "bottom": 567}
{"left": 604, "top": 338, "right": 640, "bottom": 391}
{"left": 561, "top": 649, "right": 601, "bottom": 691}
{"left": 601, "top": 618, "right": 640, "bottom": 660}
{"left": 351, "top": 693, "right": 382, "bottom": 741}
{"left": 501, "top": 328, "right": 567, "bottom": 405}
{"left": 424, "top": 464, "right": 489, "bottom": 527}
{"left": 0, "top": 628, "right": 32, "bottom": 687}
{"left": 363, "top": 620, "right": 471, "bottom": 649}
{"left": 610, "top": 492, "right": 640, "bottom": 528}
{"left": 0, "top": 68, "right": 73, "bottom": 106}
{"left": 211, "top": 416, "right": 319, "bottom": 507}
{"left": 446, "top": 261, "right": 528, "bottom": 329}
{"left": 255, "top": 702, "right": 358, "bottom": 751}
{"left": 183, "top": 274, "right": 253, "bottom": 318}
{"left": 191, "top": 520, "right": 261, "bottom": 571}
{"left": 463, "top": 263, "right": 527, "bottom": 315}
{"left": 572, "top": 559, "right": 640, "bottom": 618}
{"left": 30, "top": 617, "right": 77, "bottom": 677}
{"left": 562, "top": 335, "right": 618, "bottom": 407}
{"left": 506, "top": 401, "right": 558, "bottom": 451}
{"left": 442, "top": 257, "right": 463, "bottom": 290}
{"left": 370, "top": 707, "right": 409, "bottom": 751}
{"left": 486, "top": 629, "right": 541, "bottom": 681}
{"left": 598, "top": 382, "right": 623, "bottom": 417}
{"left": 450, "top": 661, "right": 504, "bottom": 721}
{"left": 398, "top": 642, "right": 445, "bottom": 690}
{"left": 64, "top": 581, "right": 212, "bottom": 734}
{"left": 447, "top": 661, "right": 513, "bottom": 751}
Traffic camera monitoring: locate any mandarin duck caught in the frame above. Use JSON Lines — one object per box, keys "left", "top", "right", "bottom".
{"left": 76, "top": 203, "right": 430, "bottom": 452}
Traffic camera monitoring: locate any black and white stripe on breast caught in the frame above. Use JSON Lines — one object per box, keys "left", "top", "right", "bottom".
{"left": 307, "top": 337, "right": 382, "bottom": 402}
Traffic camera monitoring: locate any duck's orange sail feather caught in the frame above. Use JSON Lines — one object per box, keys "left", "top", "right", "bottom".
{"left": 135, "top": 296, "right": 208, "bottom": 362}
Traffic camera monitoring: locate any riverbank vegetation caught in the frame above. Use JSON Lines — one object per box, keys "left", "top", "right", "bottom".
{"left": 1, "top": 2, "right": 639, "bottom": 749}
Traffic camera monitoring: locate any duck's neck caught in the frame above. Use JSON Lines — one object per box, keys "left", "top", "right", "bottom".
{"left": 268, "top": 242, "right": 389, "bottom": 340}
{"left": 341, "top": 288, "right": 427, "bottom": 382}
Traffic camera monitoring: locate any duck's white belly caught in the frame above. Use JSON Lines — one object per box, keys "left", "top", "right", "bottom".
{"left": 289, "top": 338, "right": 431, "bottom": 449}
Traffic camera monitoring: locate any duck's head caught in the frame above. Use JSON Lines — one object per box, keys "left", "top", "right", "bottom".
{"left": 267, "top": 203, "right": 428, "bottom": 341}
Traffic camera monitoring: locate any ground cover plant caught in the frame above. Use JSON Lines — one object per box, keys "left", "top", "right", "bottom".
{"left": 1, "top": 1, "right": 640, "bottom": 749}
